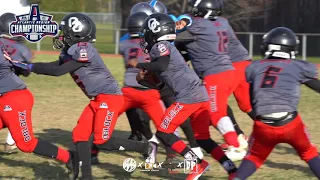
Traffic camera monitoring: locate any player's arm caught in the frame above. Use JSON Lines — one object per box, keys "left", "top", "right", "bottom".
{"left": 304, "top": 79, "right": 320, "bottom": 93}
{"left": 136, "top": 70, "right": 165, "bottom": 90}
{"left": 175, "top": 30, "right": 197, "bottom": 43}
{"left": 298, "top": 61, "right": 320, "bottom": 93}
{"left": 30, "top": 60, "right": 86, "bottom": 76}
{"left": 135, "top": 56, "right": 170, "bottom": 72}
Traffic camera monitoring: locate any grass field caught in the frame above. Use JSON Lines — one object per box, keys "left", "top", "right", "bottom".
{"left": 0, "top": 54, "right": 319, "bottom": 180}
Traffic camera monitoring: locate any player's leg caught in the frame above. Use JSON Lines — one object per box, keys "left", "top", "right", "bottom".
{"left": 284, "top": 114, "right": 320, "bottom": 178}
{"left": 3, "top": 131, "right": 17, "bottom": 153}
{"left": 220, "top": 105, "right": 244, "bottom": 151}
{"left": 227, "top": 105, "right": 243, "bottom": 135}
{"left": 227, "top": 106, "right": 248, "bottom": 151}
{"left": 72, "top": 104, "right": 96, "bottom": 179}
{"left": 204, "top": 71, "right": 244, "bottom": 160}
{"left": 141, "top": 89, "right": 175, "bottom": 163}
{"left": 126, "top": 108, "right": 144, "bottom": 141}
{"left": 156, "top": 102, "right": 205, "bottom": 173}
{"left": 190, "top": 101, "right": 237, "bottom": 179}
{"left": 134, "top": 108, "right": 152, "bottom": 139}
{"left": 160, "top": 87, "right": 203, "bottom": 159}
{"left": 92, "top": 93, "right": 124, "bottom": 142}
{"left": 0, "top": 89, "right": 78, "bottom": 178}
{"left": 235, "top": 121, "right": 277, "bottom": 179}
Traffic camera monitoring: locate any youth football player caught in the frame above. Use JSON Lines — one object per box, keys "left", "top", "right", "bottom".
{"left": 175, "top": 0, "right": 246, "bottom": 161}
{"left": 0, "top": 14, "right": 79, "bottom": 180}
{"left": 234, "top": 27, "right": 320, "bottom": 179}
{"left": 128, "top": 13, "right": 238, "bottom": 180}
{"left": 26, "top": 13, "right": 123, "bottom": 179}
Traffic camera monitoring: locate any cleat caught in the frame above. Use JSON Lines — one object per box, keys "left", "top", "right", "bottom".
{"left": 186, "top": 160, "right": 210, "bottom": 180}
{"left": 3, "top": 143, "right": 17, "bottom": 154}
{"left": 142, "top": 142, "right": 153, "bottom": 159}
{"left": 164, "top": 156, "right": 180, "bottom": 170}
{"left": 66, "top": 151, "right": 79, "bottom": 180}
{"left": 225, "top": 146, "right": 246, "bottom": 162}
{"left": 238, "top": 134, "right": 248, "bottom": 150}
{"left": 145, "top": 142, "right": 158, "bottom": 164}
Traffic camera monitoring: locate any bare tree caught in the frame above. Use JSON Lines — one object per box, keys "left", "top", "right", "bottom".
{"left": 222, "top": 0, "right": 272, "bottom": 31}
{"left": 118, "top": 0, "right": 272, "bottom": 31}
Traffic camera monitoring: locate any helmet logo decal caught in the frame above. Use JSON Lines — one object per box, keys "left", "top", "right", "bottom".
{"left": 69, "top": 17, "right": 83, "bottom": 32}
{"left": 194, "top": 0, "right": 202, "bottom": 7}
{"left": 148, "top": 18, "right": 161, "bottom": 33}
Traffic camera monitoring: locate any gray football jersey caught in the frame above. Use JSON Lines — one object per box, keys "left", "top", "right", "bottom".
{"left": 246, "top": 59, "right": 318, "bottom": 115}
{"left": 0, "top": 38, "right": 33, "bottom": 63}
{"left": 0, "top": 50, "right": 26, "bottom": 94}
{"left": 149, "top": 41, "right": 208, "bottom": 104}
{"left": 120, "top": 39, "right": 150, "bottom": 88}
{"left": 184, "top": 16, "right": 234, "bottom": 78}
{"left": 59, "top": 43, "right": 122, "bottom": 99}
{"left": 220, "top": 17, "right": 251, "bottom": 62}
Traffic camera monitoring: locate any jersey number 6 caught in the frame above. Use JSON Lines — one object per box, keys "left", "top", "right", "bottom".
{"left": 261, "top": 66, "right": 282, "bottom": 88}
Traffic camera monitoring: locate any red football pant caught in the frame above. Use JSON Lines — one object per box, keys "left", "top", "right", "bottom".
{"left": 204, "top": 70, "right": 239, "bottom": 147}
{"left": 232, "top": 60, "right": 252, "bottom": 113}
{"left": 119, "top": 87, "right": 165, "bottom": 128}
{"left": 0, "top": 89, "right": 38, "bottom": 152}
{"left": 246, "top": 114, "right": 319, "bottom": 168}
{"left": 157, "top": 101, "right": 211, "bottom": 140}
{"left": 72, "top": 94, "right": 124, "bottom": 145}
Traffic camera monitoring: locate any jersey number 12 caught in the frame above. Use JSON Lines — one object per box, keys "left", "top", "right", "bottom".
{"left": 261, "top": 66, "right": 282, "bottom": 88}
{"left": 217, "top": 31, "right": 228, "bottom": 53}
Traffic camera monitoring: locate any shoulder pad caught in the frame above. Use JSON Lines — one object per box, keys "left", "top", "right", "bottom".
{"left": 157, "top": 42, "right": 170, "bottom": 57}
{"left": 67, "top": 42, "right": 95, "bottom": 62}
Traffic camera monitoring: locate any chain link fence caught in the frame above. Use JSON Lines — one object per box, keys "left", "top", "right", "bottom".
{"left": 26, "top": 12, "right": 320, "bottom": 60}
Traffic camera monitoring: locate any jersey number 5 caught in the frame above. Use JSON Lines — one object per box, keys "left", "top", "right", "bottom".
{"left": 217, "top": 31, "right": 228, "bottom": 53}
{"left": 261, "top": 66, "right": 282, "bottom": 88}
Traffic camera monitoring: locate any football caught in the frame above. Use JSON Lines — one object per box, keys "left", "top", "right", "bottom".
{"left": 144, "top": 71, "right": 161, "bottom": 86}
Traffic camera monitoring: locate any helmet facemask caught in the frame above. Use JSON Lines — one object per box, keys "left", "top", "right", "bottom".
{"left": 140, "top": 30, "right": 150, "bottom": 54}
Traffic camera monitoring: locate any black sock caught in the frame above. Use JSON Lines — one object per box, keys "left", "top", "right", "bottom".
{"left": 247, "top": 111, "right": 256, "bottom": 120}
{"left": 180, "top": 119, "right": 198, "bottom": 148}
{"left": 97, "top": 137, "right": 148, "bottom": 154}
{"left": 126, "top": 108, "right": 143, "bottom": 135}
{"left": 308, "top": 156, "right": 320, "bottom": 178}
{"left": 136, "top": 109, "right": 153, "bottom": 140}
{"left": 33, "top": 139, "right": 59, "bottom": 158}
{"left": 156, "top": 131, "right": 201, "bottom": 163}
{"left": 75, "top": 141, "right": 92, "bottom": 179}
{"left": 227, "top": 105, "right": 244, "bottom": 135}
{"left": 91, "top": 144, "right": 99, "bottom": 157}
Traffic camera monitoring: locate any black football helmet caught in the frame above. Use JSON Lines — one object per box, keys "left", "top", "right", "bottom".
{"left": 130, "top": 2, "right": 156, "bottom": 16}
{"left": 188, "top": 0, "right": 223, "bottom": 20}
{"left": 127, "top": 12, "right": 149, "bottom": 38}
{"left": 140, "top": 13, "right": 176, "bottom": 53}
{"left": 53, "top": 13, "right": 96, "bottom": 49}
{"left": 0, "top": 13, "right": 25, "bottom": 42}
{"left": 149, "top": 0, "right": 168, "bottom": 14}
{"left": 261, "top": 27, "right": 299, "bottom": 59}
